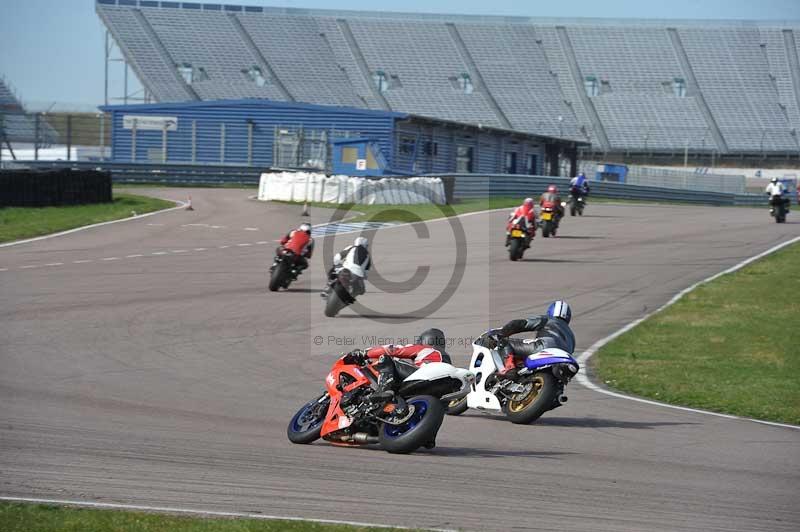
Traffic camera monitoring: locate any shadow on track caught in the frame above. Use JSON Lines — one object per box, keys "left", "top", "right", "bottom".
{"left": 537, "top": 416, "right": 699, "bottom": 429}
{"left": 335, "top": 313, "right": 442, "bottom": 321}
{"left": 522, "top": 258, "right": 601, "bottom": 264}
{"left": 553, "top": 235, "right": 607, "bottom": 240}
{"left": 430, "top": 448, "right": 574, "bottom": 459}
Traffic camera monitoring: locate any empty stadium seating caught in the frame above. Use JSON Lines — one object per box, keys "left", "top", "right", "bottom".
{"left": 0, "top": 78, "right": 58, "bottom": 144}
{"left": 94, "top": 0, "right": 800, "bottom": 155}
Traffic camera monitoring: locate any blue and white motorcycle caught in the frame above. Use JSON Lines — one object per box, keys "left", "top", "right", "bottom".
{"left": 447, "top": 331, "right": 580, "bottom": 424}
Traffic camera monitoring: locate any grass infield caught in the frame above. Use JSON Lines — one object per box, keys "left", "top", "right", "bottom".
{"left": 595, "top": 241, "right": 800, "bottom": 425}
{"left": 0, "top": 502, "right": 417, "bottom": 532}
{"left": 0, "top": 193, "right": 176, "bottom": 244}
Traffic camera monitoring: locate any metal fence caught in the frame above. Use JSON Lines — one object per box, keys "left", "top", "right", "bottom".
{"left": 578, "top": 161, "right": 746, "bottom": 194}
{"left": 0, "top": 111, "right": 110, "bottom": 162}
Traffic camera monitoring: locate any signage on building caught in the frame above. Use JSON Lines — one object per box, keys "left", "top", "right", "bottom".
{"left": 123, "top": 115, "right": 178, "bottom": 131}
{"left": 356, "top": 159, "right": 367, "bottom": 170}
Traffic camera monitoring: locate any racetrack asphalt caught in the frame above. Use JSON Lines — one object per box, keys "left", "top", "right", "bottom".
{"left": 1, "top": 188, "right": 799, "bottom": 531}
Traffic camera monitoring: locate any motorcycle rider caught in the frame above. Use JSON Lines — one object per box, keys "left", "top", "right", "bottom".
{"left": 277, "top": 223, "right": 314, "bottom": 272}
{"left": 487, "top": 301, "right": 576, "bottom": 377}
{"left": 342, "top": 328, "right": 450, "bottom": 401}
{"left": 765, "top": 177, "right": 790, "bottom": 214}
{"left": 569, "top": 173, "right": 590, "bottom": 203}
{"left": 540, "top": 184, "right": 565, "bottom": 222}
{"left": 506, "top": 197, "right": 537, "bottom": 247}
{"left": 321, "top": 236, "right": 371, "bottom": 297}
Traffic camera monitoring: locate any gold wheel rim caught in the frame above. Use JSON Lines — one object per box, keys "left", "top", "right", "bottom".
{"left": 507, "top": 376, "right": 544, "bottom": 413}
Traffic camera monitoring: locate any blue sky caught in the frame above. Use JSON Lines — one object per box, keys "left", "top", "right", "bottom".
{"left": 1, "top": 0, "right": 799, "bottom": 110}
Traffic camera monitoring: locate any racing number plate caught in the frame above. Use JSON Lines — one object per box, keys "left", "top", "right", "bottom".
{"left": 510, "top": 229, "right": 524, "bottom": 237}
{"left": 540, "top": 212, "right": 553, "bottom": 221}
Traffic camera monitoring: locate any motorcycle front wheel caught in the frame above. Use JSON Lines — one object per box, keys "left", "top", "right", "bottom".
{"left": 324, "top": 289, "right": 347, "bottom": 317}
{"left": 502, "top": 372, "right": 557, "bottom": 424}
{"left": 379, "top": 395, "right": 445, "bottom": 454}
{"left": 287, "top": 393, "right": 330, "bottom": 444}
{"left": 445, "top": 396, "right": 468, "bottom": 416}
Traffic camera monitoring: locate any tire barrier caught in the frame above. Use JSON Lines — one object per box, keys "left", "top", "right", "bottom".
{"left": 0, "top": 168, "right": 112, "bottom": 207}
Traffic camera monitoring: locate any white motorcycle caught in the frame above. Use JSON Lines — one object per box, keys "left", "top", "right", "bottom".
{"left": 447, "top": 331, "right": 580, "bottom": 424}
{"left": 324, "top": 257, "right": 367, "bottom": 318}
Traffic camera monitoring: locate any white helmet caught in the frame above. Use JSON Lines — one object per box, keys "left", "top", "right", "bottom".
{"left": 771, "top": 177, "right": 779, "bottom": 184}
{"left": 354, "top": 236, "right": 369, "bottom": 248}
{"left": 299, "top": 223, "right": 312, "bottom": 234}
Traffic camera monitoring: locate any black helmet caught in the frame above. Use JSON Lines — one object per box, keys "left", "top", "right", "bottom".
{"left": 418, "top": 328, "right": 451, "bottom": 363}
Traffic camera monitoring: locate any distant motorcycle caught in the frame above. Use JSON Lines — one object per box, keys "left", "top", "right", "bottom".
{"left": 568, "top": 186, "right": 586, "bottom": 216}
{"left": 539, "top": 202, "right": 563, "bottom": 238}
{"left": 268, "top": 249, "right": 303, "bottom": 291}
{"left": 769, "top": 194, "right": 788, "bottom": 223}
{"left": 447, "top": 330, "right": 579, "bottom": 424}
{"left": 506, "top": 215, "right": 533, "bottom": 261}
{"left": 288, "top": 354, "right": 473, "bottom": 453}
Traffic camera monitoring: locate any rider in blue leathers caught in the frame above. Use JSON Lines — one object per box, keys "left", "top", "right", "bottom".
{"left": 569, "top": 173, "right": 590, "bottom": 203}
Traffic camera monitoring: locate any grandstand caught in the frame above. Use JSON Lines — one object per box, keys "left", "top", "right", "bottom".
{"left": 0, "top": 77, "right": 58, "bottom": 148}
{"left": 95, "top": 0, "right": 800, "bottom": 158}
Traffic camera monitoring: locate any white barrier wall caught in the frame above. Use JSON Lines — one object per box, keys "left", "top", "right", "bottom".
{"left": 258, "top": 172, "right": 446, "bottom": 205}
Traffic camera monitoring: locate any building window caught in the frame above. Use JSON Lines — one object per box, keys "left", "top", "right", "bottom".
{"left": 341, "top": 147, "right": 358, "bottom": 164}
{"left": 673, "top": 78, "right": 686, "bottom": 97}
{"left": 399, "top": 135, "right": 416, "bottom": 156}
{"left": 504, "top": 152, "right": 518, "bottom": 174}
{"left": 243, "top": 65, "right": 267, "bottom": 87}
{"left": 525, "top": 154, "right": 537, "bottom": 175}
{"left": 422, "top": 141, "right": 438, "bottom": 157}
{"left": 456, "top": 145, "right": 473, "bottom": 173}
{"left": 373, "top": 70, "right": 389, "bottom": 93}
{"left": 458, "top": 73, "right": 474, "bottom": 94}
{"left": 584, "top": 76, "right": 599, "bottom": 97}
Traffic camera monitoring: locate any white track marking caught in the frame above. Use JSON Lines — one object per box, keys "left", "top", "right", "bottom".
{"left": 126, "top": 254, "right": 143, "bottom": 258}
{"left": 0, "top": 200, "right": 184, "bottom": 249}
{"left": 244, "top": 227, "right": 259, "bottom": 231}
{"left": 45, "top": 262, "right": 64, "bottom": 267}
{"left": 73, "top": 259, "right": 92, "bottom": 264}
{"left": 147, "top": 223, "right": 165, "bottom": 227}
{"left": 218, "top": 245, "right": 229, "bottom": 249}
{"left": 20, "top": 265, "right": 40, "bottom": 269}
{"left": 236, "top": 243, "right": 252, "bottom": 247}
{"left": 170, "top": 249, "right": 188, "bottom": 253}
{"left": 0, "top": 497, "right": 454, "bottom": 532}
{"left": 0, "top": 268, "right": 7, "bottom": 272}
{"left": 193, "top": 248, "right": 207, "bottom": 252}
{"left": 576, "top": 235, "right": 800, "bottom": 430}
{"left": 151, "top": 251, "right": 167, "bottom": 256}
{"left": 101, "top": 257, "right": 120, "bottom": 261}
{"left": 256, "top": 241, "right": 269, "bottom": 245}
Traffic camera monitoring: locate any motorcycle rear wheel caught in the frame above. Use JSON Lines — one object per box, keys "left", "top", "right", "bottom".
{"left": 287, "top": 394, "right": 330, "bottom": 444}
{"left": 324, "top": 289, "right": 347, "bottom": 317}
{"left": 509, "top": 238, "right": 523, "bottom": 261}
{"left": 379, "top": 395, "right": 445, "bottom": 454}
{"left": 268, "top": 260, "right": 290, "bottom": 292}
{"left": 502, "top": 372, "right": 557, "bottom": 424}
{"left": 542, "top": 221, "right": 552, "bottom": 238}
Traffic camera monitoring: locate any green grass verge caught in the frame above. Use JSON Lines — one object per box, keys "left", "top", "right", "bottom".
{"left": 595, "top": 241, "right": 800, "bottom": 425}
{"left": 0, "top": 193, "right": 175, "bottom": 244}
{"left": 0, "top": 503, "right": 416, "bottom": 532}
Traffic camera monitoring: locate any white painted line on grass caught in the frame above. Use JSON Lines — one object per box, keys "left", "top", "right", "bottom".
{"left": 0, "top": 200, "right": 185, "bottom": 248}
{"left": 576, "top": 235, "right": 800, "bottom": 431}
{"left": 0, "top": 497, "right": 454, "bottom": 532}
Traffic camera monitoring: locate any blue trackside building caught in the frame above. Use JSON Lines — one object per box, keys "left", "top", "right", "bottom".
{"left": 100, "top": 99, "right": 583, "bottom": 176}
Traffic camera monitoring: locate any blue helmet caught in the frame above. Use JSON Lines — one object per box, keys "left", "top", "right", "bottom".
{"left": 547, "top": 300, "right": 572, "bottom": 323}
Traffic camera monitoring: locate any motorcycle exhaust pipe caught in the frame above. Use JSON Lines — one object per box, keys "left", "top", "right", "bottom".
{"left": 557, "top": 394, "right": 568, "bottom": 404}
{"left": 331, "top": 433, "right": 379, "bottom": 444}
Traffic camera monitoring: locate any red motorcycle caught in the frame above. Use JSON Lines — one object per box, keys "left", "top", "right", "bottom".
{"left": 287, "top": 354, "right": 473, "bottom": 454}
{"left": 506, "top": 215, "right": 533, "bottom": 261}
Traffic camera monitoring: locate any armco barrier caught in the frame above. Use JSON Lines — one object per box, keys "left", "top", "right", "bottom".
{"left": 424, "top": 174, "right": 763, "bottom": 207}
{"left": 0, "top": 168, "right": 112, "bottom": 207}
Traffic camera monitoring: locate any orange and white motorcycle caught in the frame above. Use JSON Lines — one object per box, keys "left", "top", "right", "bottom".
{"left": 287, "top": 353, "right": 473, "bottom": 454}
